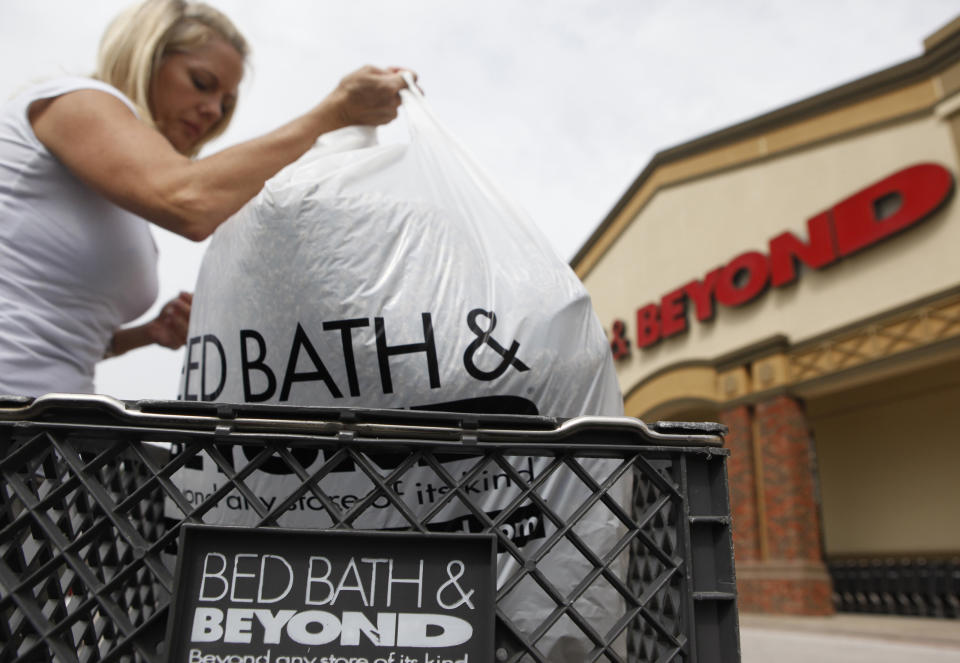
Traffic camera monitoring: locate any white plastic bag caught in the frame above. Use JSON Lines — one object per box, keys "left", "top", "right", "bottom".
{"left": 174, "top": 78, "right": 626, "bottom": 659}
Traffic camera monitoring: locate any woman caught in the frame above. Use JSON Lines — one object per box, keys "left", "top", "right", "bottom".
{"left": 0, "top": 0, "right": 409, "bottom": 397}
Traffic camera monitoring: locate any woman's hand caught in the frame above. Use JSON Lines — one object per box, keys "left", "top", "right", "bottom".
{"left": 327, "top": 66, "right": 412, "bottom": 128}
{"left": 105, "top": 291, "right": 193, "bottom": 359}
{"left": 146, "top": 291, "right": 193, "bottom": 349}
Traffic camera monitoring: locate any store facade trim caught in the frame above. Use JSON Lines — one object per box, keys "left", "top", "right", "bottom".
{"left": 574, "top": 75, "right": 942, "bottom": 281}
{"left": 624, "top": 287, "right": 960, "bottom": 418}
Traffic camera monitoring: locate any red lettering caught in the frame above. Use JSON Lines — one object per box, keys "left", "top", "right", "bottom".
{"left": 769, "top": 212, "right": 837, "bottom": 287}
{"left": 625, "top": 164, "right": 954, "bottom": 354}
{"left": 636, "top": 304, "right": 660, "bottom": 348}
{"left": 609, "top": 319, "right": 631, "bottom": 360}
{"left": 715, "top": 251, "right": 770, "bottom": 307}
{"left": 683, "top": 268, "right": 722, "bottom": 322}
{"left": 660, "top": 288, "right": 688, "bottom": 338}
{"left": 832, "top": 163, "right": 953, "bottom": 257}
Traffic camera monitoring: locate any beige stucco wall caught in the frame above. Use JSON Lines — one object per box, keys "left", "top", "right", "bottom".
{"left": 808, "top": 360, "right": 960, "bottom": 555}
{"left": 584, "top": 109, "right": 960, "bottom": 396}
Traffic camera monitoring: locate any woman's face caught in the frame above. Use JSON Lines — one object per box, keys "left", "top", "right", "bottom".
{"left": 149, "top": 36, "right": 244, "bottom": 155}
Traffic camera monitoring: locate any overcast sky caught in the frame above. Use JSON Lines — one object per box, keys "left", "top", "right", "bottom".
{"left": 2, "top": 0, "right": 958, "bottom": 400}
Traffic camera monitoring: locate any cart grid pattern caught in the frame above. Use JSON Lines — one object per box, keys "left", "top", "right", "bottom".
{"left": 0, "top": 396, "right": 739, "bottom": 663}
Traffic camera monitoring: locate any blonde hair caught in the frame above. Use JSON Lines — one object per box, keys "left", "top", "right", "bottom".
{"left": 95, "top": 0, "right": 248, "bottom": 154}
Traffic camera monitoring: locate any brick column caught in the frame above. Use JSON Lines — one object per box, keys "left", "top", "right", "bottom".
{"left": 723, "top": 396, "right": 834, "bottom": 615}
{"left": 719, "top": 405, "right": 760, "bottom": 562}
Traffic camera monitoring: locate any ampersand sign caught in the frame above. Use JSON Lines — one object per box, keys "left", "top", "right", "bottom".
{"left": 436, "top": 560, "right": 475, "bottom": 610}
{"left": 462, "top": 309, "right": 530, "bottom": 381}
{"left": 610, "top": 319, "right": 630, "bottom": 360}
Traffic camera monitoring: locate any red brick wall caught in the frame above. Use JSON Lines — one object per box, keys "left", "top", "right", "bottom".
{"left": 738, "top": 576, "right": 834, "bottom": 614}
{"left": 723, "top": 396, "right": 834, "bottom": 615}
{"left": 720, "top": 406, "right": 760, "bottom": 561}
{"left": 755, "top": 396, "right": 824, "bottom": 562}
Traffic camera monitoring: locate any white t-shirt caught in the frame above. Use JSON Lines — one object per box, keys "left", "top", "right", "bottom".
{"left": 0, "top": 77, "right": 158, "bottom": 396}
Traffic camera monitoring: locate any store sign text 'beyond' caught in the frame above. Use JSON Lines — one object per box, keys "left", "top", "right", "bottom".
{"left": 609, "top": 163, "right": 954, "bottom": 358}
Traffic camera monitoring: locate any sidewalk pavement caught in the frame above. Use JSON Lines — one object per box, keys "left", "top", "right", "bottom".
{"left": 739, "top": 613, "right": 960, "bottom": 663}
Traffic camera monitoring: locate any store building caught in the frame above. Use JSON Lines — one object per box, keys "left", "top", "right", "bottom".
{"left": 573, "top": 18, "right": 960, "bottom": 616}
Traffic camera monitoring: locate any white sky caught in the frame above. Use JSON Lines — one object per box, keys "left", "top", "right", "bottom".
{"left": 1, "top": 0, "right": 958, "bottom": 400}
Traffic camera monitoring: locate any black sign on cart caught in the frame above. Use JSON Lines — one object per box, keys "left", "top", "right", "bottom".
{"left": 165, "top": 525, "right": 496, "bottom": 663}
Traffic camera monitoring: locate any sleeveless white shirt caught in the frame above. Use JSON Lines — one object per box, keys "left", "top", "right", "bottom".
{"left": 0, "top": 77, "right": 158, "bottom": 396}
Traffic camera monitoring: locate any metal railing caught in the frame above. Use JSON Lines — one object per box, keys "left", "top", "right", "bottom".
{"left": 829, "top": 556, "right": 960, "bottom": 619}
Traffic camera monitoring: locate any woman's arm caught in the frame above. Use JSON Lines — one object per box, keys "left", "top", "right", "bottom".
{"left": 104, "top": 292, "right": 193, "bottom": 358}
{"left": 31, "top": 67, "right": 407, "bottom": 241}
